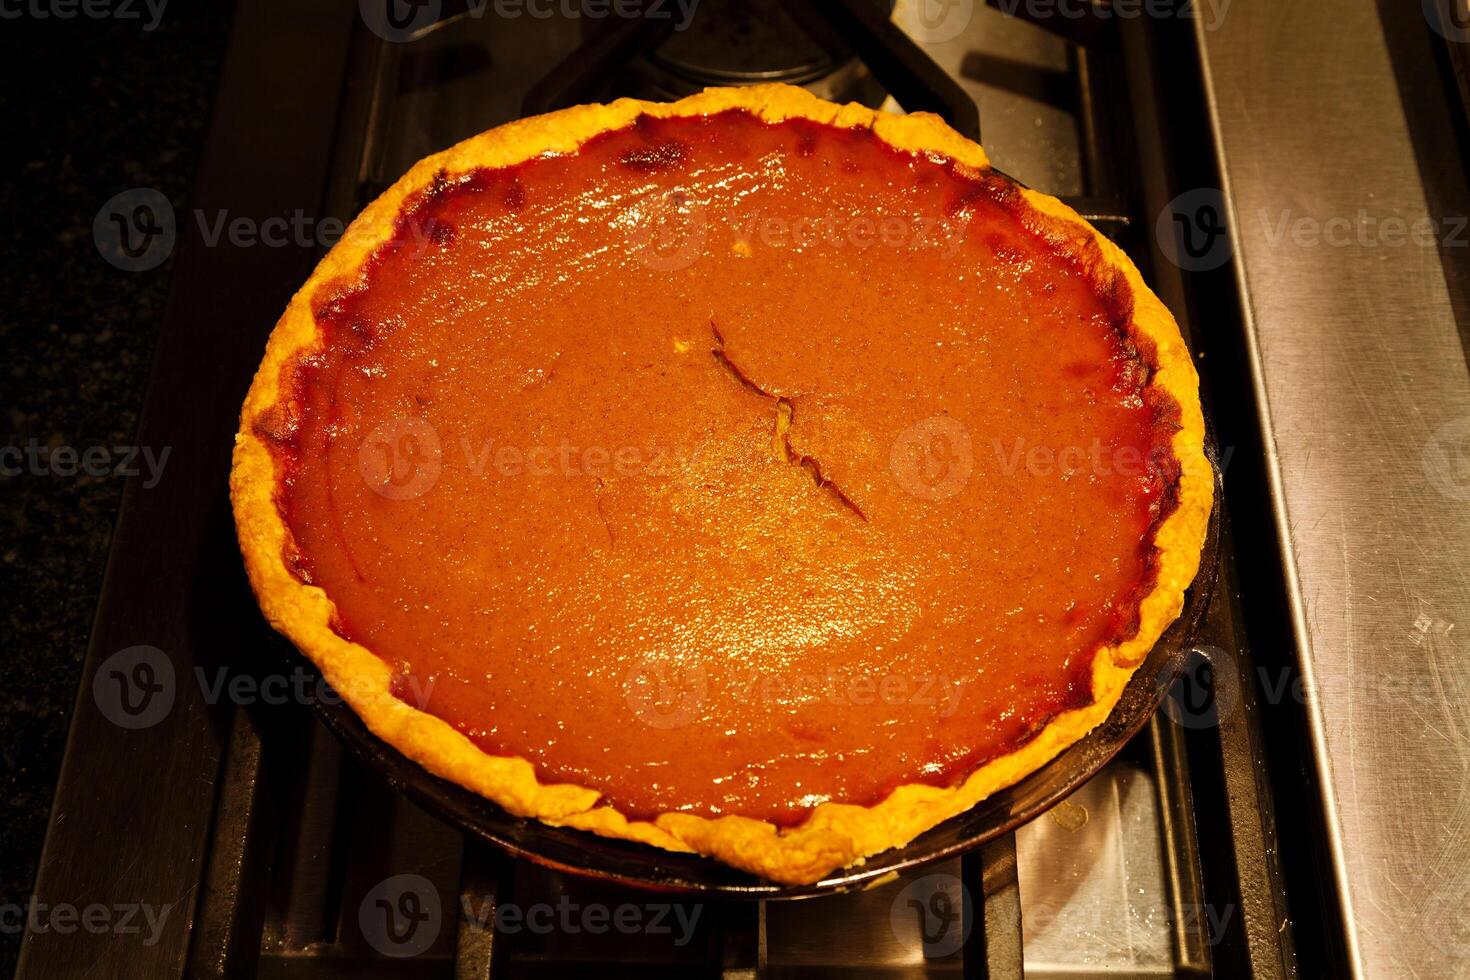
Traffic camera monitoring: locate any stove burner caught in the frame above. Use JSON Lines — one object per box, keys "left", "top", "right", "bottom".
{"left": 532, "top": 0, "right": 977, "bottom": 138}
{"left": 628, "top": 0, "right": 889, "bottom": 105}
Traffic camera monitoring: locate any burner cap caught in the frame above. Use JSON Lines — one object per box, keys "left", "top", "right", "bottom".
{"left": 648, "top": 0, "right": 891, "bottom": 86}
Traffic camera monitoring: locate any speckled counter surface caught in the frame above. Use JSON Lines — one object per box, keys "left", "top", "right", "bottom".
{"left": 0, "top": 4, "right": 230, "bottom": 972}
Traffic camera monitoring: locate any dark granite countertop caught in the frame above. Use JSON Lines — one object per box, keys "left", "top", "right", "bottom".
{"left": 0, "top": 3, "right": 230, "bottom": 972}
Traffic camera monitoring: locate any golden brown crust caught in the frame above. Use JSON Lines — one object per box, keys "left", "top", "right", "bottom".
{"left": 230, "top": 83, "right": 1212, "bottom": 885}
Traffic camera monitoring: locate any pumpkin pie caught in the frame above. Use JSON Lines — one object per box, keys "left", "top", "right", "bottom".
{"left": 231, "top": 84, "right": 1212, "bottom": 884}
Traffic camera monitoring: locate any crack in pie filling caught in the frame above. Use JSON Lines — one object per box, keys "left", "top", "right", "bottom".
{"left": 231, "top": 85, "right": 1212, "bottom": 884}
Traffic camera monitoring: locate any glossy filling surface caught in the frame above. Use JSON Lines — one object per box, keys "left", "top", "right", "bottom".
{"left": 266, "top": 111, "right": 1179, "bottom": 825}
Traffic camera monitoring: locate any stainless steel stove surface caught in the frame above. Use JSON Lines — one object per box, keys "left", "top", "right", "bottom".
{"left": 19, "top": 1, "right": 1470, "bottom": 977}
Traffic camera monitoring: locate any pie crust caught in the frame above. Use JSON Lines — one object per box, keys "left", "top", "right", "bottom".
{"left": 231, "top": 83, "right": 1212, "bottom": 884}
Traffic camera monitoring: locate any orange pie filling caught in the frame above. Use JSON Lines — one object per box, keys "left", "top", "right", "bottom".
{"left": 258, "top": 110, "right": 1181, "bottom": 826}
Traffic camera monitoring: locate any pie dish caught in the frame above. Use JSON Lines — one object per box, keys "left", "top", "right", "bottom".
{"left": 231, "top": 84, "right": 1212, "bottom": 884}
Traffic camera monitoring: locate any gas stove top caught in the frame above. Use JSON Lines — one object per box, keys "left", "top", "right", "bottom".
{"left": 19, "top": 1, "right": 1470, "bottom": 977}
